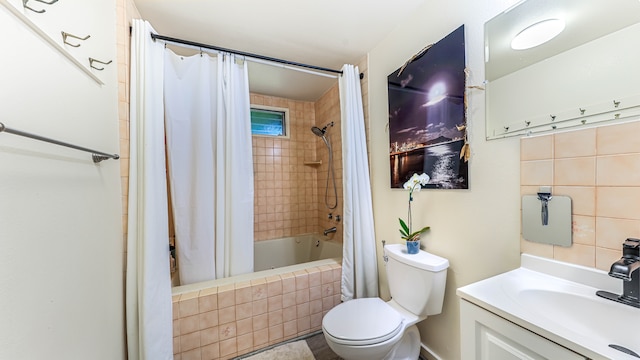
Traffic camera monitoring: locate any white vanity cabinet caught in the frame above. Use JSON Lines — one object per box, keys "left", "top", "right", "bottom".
{"left": 460, "top": 300, "right": 587, "bottom": 360}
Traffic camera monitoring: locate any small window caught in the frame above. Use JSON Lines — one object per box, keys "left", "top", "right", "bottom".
{"left": 250, "top": 105, "right": 289, "bottom": 138}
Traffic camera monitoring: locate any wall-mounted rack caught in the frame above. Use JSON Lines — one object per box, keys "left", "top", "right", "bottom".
{"left": 0, "top": 0, "right": 104, "bottom": 85}
{"left": 489, "top": 94, "right": 640, "bottom": 139}
{"left": 0, "top": 122, "right": 119, "bottom": 163}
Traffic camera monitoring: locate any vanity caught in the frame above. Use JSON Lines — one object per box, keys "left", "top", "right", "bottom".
{"left": 457, "top": 254, "right": 640, "bottom": 360}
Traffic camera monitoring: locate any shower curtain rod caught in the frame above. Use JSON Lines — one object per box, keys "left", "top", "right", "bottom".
{"left": 0, "top": 122, "right": 120, "bottom": 163}
{"left": 150, "top": 33, "right": 364, "bottom": 79}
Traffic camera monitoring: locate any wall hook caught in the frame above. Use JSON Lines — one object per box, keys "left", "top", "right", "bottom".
{"left": 89, "top": 58, "right": 112, "bottom": 70}
{"left": 503, "top": 126, "right": 509, "bottom": 132}
{"left": 551, "top": 125, "right": 557, "bottom": 130}
{"left": 22, "top": 0, "right": 57, "bottom": 13}
{"left": 580, "top": 108, "right": 586, "bottom": 115}
{"left": 550, "top": 115, "right": 556, "bottom": 121}
{"left": 525, "top": 121, "right": 531, "bottom": 127}
{"left": 615, "top": 113, "right": 621, "bottom": 119}
{"left": 581, "top": 119, "right": 587, "bottom": 124}
{"left": 614, "top": 100, "right": 621, "bottom": 108}
{"left": 23, "top": 0, "right": 44, "bottom": 13}
{"left": 62, "top": 31, "right": 90, "bottom": 47}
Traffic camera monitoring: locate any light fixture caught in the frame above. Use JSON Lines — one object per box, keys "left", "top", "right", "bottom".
{"left": 511, "top": 18, "right": 565, "bottom": 50}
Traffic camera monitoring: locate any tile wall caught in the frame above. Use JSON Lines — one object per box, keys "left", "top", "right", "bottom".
{"left": 314, "top": 85, "right": 344, "bottom": 243}
{"left": 250, "top": 94, "right": 321, "bottom": 241}
{"left": 172, "top": 263, "right": 342, "bottom": 360}
{"left": 520, "top": 121, "right": 640, "bottom": 270}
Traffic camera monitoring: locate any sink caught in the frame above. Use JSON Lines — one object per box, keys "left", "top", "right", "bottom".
{"left": 458, "top": 254, "right": 640, "bottom": 359}
{"left": 513, "top": 288, "right": 640, "bottom": 348}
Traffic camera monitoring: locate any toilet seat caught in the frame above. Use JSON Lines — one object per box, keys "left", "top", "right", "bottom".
{"left": 322, "top": 298, "right": 404, "bottom": 346}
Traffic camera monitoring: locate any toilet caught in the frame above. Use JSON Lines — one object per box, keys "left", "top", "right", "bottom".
{"left": 322, "top": 243, "right": 449, "bottom": 360}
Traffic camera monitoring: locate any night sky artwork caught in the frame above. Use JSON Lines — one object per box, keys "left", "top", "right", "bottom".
{"left": 388, "top": 25, "right": 468, "bottom": 189}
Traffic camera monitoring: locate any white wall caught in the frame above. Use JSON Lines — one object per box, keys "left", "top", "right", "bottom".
{"left": 367, "top": 0, "right": 523, "bottom": 358}
{"left": 0, "top": 1, "right": 124, "bottom": 359}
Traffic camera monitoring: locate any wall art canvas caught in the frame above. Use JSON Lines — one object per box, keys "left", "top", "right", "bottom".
{"left": 388, "top": 25, "right": 468, "bottom": 189}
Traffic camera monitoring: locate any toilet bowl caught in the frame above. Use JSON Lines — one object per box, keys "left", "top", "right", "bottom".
{"left": 322, "top": 298, "right": 422, "bottom": 360}
{"left": 322, "top": 244, "right": 449, "bottom": 360}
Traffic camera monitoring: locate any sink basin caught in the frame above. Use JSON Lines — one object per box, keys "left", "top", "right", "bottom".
{"left": 458, "top": 254, "right": 640, "bottom": 359}
{"left": 513, "top": 288, "right": 640, "bottom": 348}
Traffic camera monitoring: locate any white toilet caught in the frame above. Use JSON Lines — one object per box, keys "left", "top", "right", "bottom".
{"left": 322, "top": 243, "right": 449, "bottom": 360}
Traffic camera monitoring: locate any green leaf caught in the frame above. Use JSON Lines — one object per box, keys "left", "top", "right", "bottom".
{"left": 399, "top": 218, "right": 410, "bottom": 234}
{"left": 404, "top": 226, "right": 430, "bottom": 242}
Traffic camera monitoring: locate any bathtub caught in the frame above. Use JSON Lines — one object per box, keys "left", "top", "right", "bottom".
{"left": 254, "top": 234, "right": 342, "bottom": 271}
{"left": 171, "top": 236, "right": 344, "bottom": 359}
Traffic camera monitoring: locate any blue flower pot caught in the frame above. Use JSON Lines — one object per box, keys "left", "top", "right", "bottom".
{"left": 406, "top": 240, "right": 420, "bottom": 254}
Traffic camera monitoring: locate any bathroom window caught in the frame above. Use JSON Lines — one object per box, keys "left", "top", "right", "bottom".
{"left": 250, "top": 105, "right": 289, "bottom": 138}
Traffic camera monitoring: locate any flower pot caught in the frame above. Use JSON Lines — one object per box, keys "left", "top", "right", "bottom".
{"left": 406, "top": 240, "right": 420, "bottom": 254}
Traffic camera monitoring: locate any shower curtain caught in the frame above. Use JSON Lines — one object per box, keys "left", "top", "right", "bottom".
{"left": 164, "top": 50, "right": 254, "bottom": 285}
{"left": 126, "top": 19, "right": 173, "bottom": 360}
{"left": 339, "top": 64, "right": 379, "bottom": 300}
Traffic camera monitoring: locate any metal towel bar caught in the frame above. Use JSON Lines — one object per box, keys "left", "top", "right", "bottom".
{"left": 0, "top": 122, "right": 119, "bottom": 163}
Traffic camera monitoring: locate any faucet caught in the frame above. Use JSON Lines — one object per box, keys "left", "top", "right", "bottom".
{"left": 596, "top": 238, "right": 640, "bottom": 308}
{"left": 323, "top": 227, "right": 337, "bottom": 236}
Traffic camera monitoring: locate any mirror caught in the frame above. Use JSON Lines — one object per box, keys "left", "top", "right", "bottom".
{"left": 485, "top": 0, "right": 640, "bottom": 139}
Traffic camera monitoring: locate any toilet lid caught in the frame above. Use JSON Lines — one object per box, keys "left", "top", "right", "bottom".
{"left": 322, "top": 298, "right": 403, "bottom": 345}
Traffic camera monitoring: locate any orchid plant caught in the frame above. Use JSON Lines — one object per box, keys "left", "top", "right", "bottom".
{"left": 399, "top": 173, "right": 430, "bottom": 242}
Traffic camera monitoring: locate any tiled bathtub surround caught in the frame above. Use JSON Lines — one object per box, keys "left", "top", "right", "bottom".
{"left": 251, "top": 94, "right": 320, "bottom": 241}
{"left": 251, "top": 88, "right": 346, "bottom": 244}
{"left": 172, "top": 262, "right": 342, "bottom": 360}
{"left": 520, "top": 121, "right": 640, "bottom": 270}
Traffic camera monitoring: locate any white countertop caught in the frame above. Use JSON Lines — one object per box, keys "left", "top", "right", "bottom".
{"left": 457, "top": 254, "right": 640, "bottom": 360}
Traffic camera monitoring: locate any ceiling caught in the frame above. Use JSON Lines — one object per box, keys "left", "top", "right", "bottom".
{"left": 133, "top": 0, "right": 427, "bottom": 101}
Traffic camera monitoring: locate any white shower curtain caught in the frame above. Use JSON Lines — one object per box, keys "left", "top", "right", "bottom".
{"left": 126, "top": 19, "right": 173, "bottom": 360}
{"left": 164, "top": 50, "right": 254, "bottom": 285}
{"left": 339, "top": 64, "right": 379, "bottom": 301}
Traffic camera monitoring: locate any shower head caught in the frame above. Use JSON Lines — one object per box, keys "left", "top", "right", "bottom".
{"left": 311, "top": 122, "right": 334, "bottom": 137}
{"left": 311, "top": 122, "right": 334, "bottom": 148}
{"left": 311, "top": 126, "right": 326, "bottom": 137}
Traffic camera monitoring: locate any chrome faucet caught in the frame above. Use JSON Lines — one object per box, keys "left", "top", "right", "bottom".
{"left": 323, "top": 227, "right": 337, "bottom": 236}
{"left": 596, "top": 238, "right": 640, "bottom": 308}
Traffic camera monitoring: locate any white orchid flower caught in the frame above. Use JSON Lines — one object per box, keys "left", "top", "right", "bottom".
{"left": 418, "top": 173, "right": 430, "bottom": 185}
{"left": 403, "top": 173, "right": 429, "bottom": 193}
{"left": 399, "top": 172, "right": 430, "bottom": 243}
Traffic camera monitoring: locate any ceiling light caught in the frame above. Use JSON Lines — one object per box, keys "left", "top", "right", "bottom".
{"left": 511, "top": 19, "right": 565, "bottom": 50}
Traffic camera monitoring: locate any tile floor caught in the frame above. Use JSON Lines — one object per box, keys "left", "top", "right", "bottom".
{"left": 236, "top": 331, "right": 429, "bottom": 360}
{"left": 233, "top": 332, "right": 341, "bottom": 360}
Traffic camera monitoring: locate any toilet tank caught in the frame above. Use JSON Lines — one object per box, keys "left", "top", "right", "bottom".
{"left": 385, "top": 244, "right": 449, "bottom": 316}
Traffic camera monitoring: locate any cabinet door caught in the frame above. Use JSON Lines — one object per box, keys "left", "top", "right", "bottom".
{"left": 460, "top": 300, "right": 586, "bottom": 360}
